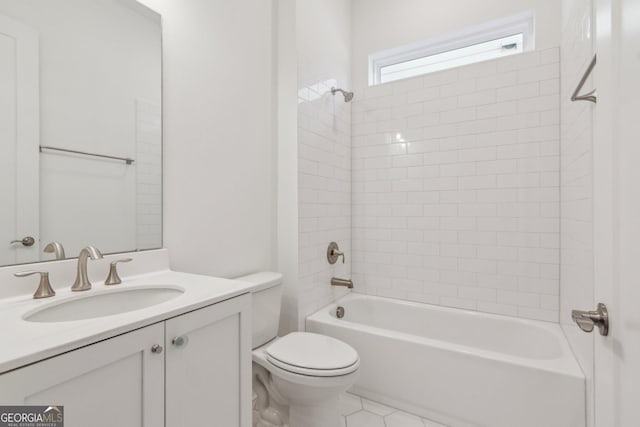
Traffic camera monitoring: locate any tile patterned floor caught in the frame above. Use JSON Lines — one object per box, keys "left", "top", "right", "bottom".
{"left": 339, "top": 393, "right": 448, "bottom": 427}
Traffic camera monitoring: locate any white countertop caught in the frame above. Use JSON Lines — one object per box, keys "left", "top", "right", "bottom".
{"left": 0, "top": 269, "right": 256, "bottom": 374}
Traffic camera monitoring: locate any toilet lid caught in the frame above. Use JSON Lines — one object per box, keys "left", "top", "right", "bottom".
{"left": 266, "top": 332, "right": 359, "bottom": 371}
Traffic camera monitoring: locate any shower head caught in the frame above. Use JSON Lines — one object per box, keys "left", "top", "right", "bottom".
{"left": 331, "top": 87, "right": 354, "bottom": 103}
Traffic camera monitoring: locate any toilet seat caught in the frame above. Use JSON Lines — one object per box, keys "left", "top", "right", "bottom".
{"left": 265, "top": 332, "right": 360, "bottom": 377}
{"left": 267, "top": 355, "right": 359, "bottom": 377}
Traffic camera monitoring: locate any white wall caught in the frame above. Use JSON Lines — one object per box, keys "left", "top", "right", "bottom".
{"left": 351, "top": 49, "right": 561, "bottom": 321}
{"left": 560, "top": 0, "right": 595, "bottom": 425}
{"left": 140, "top": 0, "right": 277, "bottom": 277}
{"left": 352, "top": 0, "right": 562, "bottom": 90}
{"left": 296, "top": 0, "right": 352, "bottom": 328}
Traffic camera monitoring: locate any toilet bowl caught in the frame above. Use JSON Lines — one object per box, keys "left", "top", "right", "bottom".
{"left": 254, "top": 332, "right": 359, "bottom": 427}
{"left": 237, "top": 272, "right": 360, "bottom": 427}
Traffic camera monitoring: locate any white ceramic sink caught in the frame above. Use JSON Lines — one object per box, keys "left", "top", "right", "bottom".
{"left": 24, "top": 286, "right": 185, "bottom": 323}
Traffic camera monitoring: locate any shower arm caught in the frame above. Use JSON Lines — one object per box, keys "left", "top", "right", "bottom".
{"left": 331, "top": 86, "right": 354, "bottom": 102}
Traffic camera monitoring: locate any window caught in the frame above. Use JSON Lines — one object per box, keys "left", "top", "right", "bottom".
{"left": 369, "top": 12, "right": 534, "bottom": 85}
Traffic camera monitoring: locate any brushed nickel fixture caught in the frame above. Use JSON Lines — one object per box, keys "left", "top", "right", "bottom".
{"left": 571, "top": 55, "right": 597, "bottom": 103}
{"left": 336, "top": 306, "right": 345, "bottom": 319}
{"left": 331, "top": 277, "right": 353, "bottom": 289}
{"left": 10, "top": 236, "right": 35, "bottom": 247}
{"left": 331, "top": 87, "right": 354, "bottom": 103}
{"left": 105, "top": 258, "right": 133, "bottom": 285}
{"left": 15, "top": 271, "right": 56, "bottom": 299}
{"left": 71, "top": 246, "right": 103, "bottom": 291}
{"left": 572, "top": 303, "right": 609, "bottom": 336}
{"left": 43, "top": 241, "right": 65, "bottom": 260}
{"left": 39, "top": 145, "right": 135, "bottom": 165}
{"left": 151, "top": 344, "right": 163, "bottom": 354}
{"left": 327, "top": 242, "right": 345, "bottom": 264}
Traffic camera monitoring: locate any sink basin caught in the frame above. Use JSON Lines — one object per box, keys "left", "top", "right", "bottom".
{"left": 24, "top": 286, "right": 185, "bottom": 322}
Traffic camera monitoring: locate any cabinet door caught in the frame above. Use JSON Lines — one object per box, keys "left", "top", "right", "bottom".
{"left": 165, "top": 294, "right": 251, "bottom": 427}
{"left": 0, "top": 323, "right": 164, "bottom": 427}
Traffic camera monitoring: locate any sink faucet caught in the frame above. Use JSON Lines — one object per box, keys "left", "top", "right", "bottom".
{"left": 71, "top": 246, "right": 103, "bottom": 291}
{"left": 43, "top": 241, "right": 66, "bottom": 260}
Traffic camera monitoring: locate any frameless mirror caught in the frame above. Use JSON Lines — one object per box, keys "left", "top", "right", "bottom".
{"left": 0, "top": 0, "right": 162, "bottom": 267}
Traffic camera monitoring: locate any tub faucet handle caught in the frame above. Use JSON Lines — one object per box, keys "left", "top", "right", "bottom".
{"left": 327, "top": 242, "right": 345, "bottom": 264}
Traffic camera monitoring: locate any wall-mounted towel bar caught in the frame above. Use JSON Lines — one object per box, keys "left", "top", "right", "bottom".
{"left": 571, "top": 55, "right": 597, "bottom": 104}
{"left": 39, "top": 145, "right": 135, "bottom": 165}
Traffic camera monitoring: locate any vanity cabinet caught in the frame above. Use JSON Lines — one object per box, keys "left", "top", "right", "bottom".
{"left": 0, "top": 323, "right": 165, "bottom": 426}
{"left": 0, "top": 293, "right": 251, "bottom": 427}
{"left": 165, "top": 294, "right": 251, "bottom": 426}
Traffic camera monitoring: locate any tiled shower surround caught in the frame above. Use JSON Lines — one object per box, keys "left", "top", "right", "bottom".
{"left": 351, "top": 48, "right": 561, "bottom": 321}
{"left": 295, "top": 0, "right": 352, "bottom": 329}
{"left": 297, "top": 52, "right": 352, "bottom": 324}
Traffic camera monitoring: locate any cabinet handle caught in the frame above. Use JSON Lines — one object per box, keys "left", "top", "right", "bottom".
{"left": 172, "top": 335, "right": 189, "bottom": 349}
{"left": 151, "top": 344, "right": 163, "bottom": 354}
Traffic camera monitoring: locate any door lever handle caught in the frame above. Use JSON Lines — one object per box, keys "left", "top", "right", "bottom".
{"left": 571, "top": 303, "right": 609, "bottom": 336}
{"left": 10, "top": 236, "right": 35, "bottom": 247}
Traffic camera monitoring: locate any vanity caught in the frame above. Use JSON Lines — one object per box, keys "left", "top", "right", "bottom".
{"left": 0, "top": 250, "right": 255, "bottom": 427}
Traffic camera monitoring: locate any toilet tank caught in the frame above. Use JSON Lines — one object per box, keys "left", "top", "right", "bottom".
{"left": 235, "top": 272, "right": 283, "bottom": 349}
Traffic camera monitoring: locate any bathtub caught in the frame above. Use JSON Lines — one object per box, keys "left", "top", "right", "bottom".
{"left": 306, "top": 293, "right": 585, "bottom": 427}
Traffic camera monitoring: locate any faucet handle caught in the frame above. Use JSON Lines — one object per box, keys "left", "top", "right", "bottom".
{"left": 104, "top": 258, "right": 132, "bottom": 285}
{"left": 327, "top": 242, "right": 346, "bottom": 264}
{"left": 15, "top": 271, "right": 56, "bottom": 299}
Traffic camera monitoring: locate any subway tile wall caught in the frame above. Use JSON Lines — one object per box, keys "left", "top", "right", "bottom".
{"left": 135, "top": 100, "right": 162, "bottom": 250}
{"left": 297, "top": 52, "right": 352, "bottom": 326}
{"left": 351, "top": 48, "right": 561, "bottom": 322}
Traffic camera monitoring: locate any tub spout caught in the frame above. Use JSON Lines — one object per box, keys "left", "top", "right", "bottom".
{"left": 331, "top": 277, "right": 353, "bottom": 289}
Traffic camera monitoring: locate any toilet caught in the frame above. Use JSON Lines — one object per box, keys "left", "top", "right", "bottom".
{"left": 237, "top": 272, "right": 359, "bottom": 427}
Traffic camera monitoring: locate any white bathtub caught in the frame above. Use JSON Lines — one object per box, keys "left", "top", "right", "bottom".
{"left": 306, "top": 293, "right": 585, "bottom": 427}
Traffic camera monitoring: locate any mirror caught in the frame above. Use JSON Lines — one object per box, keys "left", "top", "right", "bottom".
{"left": 0, "top": 0, "right": 162, "bottom": 267}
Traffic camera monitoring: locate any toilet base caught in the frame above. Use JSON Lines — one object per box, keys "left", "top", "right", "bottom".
{"left": 253, "top": 364, "right": 289, "bottom": 427}
{"left": 252, "top": 338, "right": 359, "bottom": 427}
{"left": 289, "top": 395, "right": 341, "bottom": 427}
